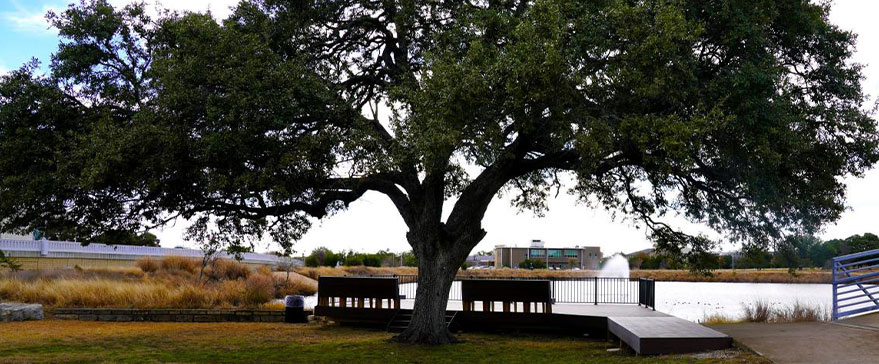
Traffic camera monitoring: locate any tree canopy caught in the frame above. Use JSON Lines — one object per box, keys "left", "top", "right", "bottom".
{"left": 1, "top": 0, "right": 876, "bottom": 343}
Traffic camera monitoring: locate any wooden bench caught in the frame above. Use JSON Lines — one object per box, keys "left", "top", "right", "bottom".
{"left": 461, "top": 279, "right": 552, "bottom": 314}
{"left": 317, "top": 276, "right": 400, "bottom": 309}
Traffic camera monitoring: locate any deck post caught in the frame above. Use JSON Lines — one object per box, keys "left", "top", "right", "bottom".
{"left": 594, "top": 277, "right": 598, "bottom": 305}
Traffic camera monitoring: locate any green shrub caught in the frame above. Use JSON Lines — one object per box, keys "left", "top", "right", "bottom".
{"left": 518, "top": 259, "right": 546, "bottom": 270}
{"left": 0, "top": 249, "right": 22, "bottom": 271}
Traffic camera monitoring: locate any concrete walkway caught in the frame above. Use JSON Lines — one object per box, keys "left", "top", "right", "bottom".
{"left": 714, "top": 315, "right": 879, "bottom": 364}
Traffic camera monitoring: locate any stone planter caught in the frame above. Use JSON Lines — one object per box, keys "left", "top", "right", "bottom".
{"left": 0, "top": 303, "right": 44, "bottom": 322}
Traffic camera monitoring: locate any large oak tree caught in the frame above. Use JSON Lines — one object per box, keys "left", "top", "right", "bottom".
{"left": 1, "top": 0, "right": 877, "bottom": 343}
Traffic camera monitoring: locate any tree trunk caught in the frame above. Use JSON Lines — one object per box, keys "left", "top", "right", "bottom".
{"left": 392, "top": 234, "right": 471, "bottom": 344}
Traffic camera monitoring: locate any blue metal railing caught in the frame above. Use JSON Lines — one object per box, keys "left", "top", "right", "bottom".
{"left": 832, "top": 249, "right": 879, "bottom": 320}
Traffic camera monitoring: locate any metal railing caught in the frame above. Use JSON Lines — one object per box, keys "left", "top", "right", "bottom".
{"left": 363, "top": 274, "right": 656, "bottom": 309}
{"left": 0, "top": 239, "right": 296, "bottom": 266}
{"left": 832, "top": 249, "right": 879, "bottom": 320}
{"left": 638, "top": 278, "right": 655, "bottom": 310}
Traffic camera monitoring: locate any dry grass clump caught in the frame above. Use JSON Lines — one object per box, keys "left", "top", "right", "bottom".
{"left": 702, "top": 300, "right": 828, "bottom": 325}
{"left": 0, "top": 256, "right": 316, "bottom": 309}
{"left": 206, "top": 259, "right": 250, "bottom": 281}
{"left": 295, "top": 266, "right": 418, "bottom": 280}
{"left": 274, "top": 271, "right": 318, "bottom": 296}
{"left": 741, "top": 300, "right": 828, "bottom": 323}
{"left": 0, "top": 278, "right": 198, "bottom": 308}
{"left": 632, "top": 269, "right": 831, "bottom": 284}
{"left": 743, "top": 300, "right": 772, "bottom": 322}
{"left": 773, "top": 301, "right": 829, "bottom": 322}
{"left": 159, "top": 256, "right": 200, "bottom": 274}
{"left": 243, "top": 274, "right": 275, "bottom": 305}
{"left": 1, "top": 266, "right": 143, "bottom": 281}
{"left": 700, "top": 313, "right": 742, "bottom": 325}
{"left": 458, "top": 268, "right": 598, "bottom": 278}
{"left": 0, "top": 274, "right": 291, "bottom": 309}
{"left": 135, "top": 257, "right": 160, "bottom": 273}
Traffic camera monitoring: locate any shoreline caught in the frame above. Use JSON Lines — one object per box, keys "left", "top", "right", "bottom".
{"left": 296, "top": 266, "right": 834, "bottom": 284}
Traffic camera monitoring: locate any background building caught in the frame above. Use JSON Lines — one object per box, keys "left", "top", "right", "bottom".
{"left": 464, "top": 254, "right": 494, "bottom": 268}
{"left": 494, "top": 239, "right": 602, "bottom": 269}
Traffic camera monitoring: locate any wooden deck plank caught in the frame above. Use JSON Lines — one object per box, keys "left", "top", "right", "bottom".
{"left": 608, "top": 316, "right": 731, "bottom": 355}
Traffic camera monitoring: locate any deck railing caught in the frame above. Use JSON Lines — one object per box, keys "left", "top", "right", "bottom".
{"left": 638, "top": 278, "right": 655, "bottom": 310}
{"left": 832, "top": 249, "right": 879, "bottom": 320}
{"left": 364, "top": 275, "right": 656, "bottom": 309}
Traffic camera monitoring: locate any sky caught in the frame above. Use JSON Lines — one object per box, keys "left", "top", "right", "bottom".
{"left": 1, "top": 0, "right": 878, "bottom": 256}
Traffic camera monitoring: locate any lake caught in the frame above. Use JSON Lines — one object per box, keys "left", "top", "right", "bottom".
{"left": 655, "top": 281, "right": 831, "bottom": 321}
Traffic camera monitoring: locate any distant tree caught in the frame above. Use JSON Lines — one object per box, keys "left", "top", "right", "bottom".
{"left": 305, "top": 247, "right": 340, "bottom": 267}
{"left": 807, "top": 242, "right": 836, "bottom": 269}
{"left": 361, "top": 254, "right": 382, "bottom": 267}
{"left": 775, "top": 235, "right": 821, "bottom": 273}
{"left": 402, "top": 252, "right": 418, "bottom": 267}
{"left": 844, "top": 233, "right": 879, "bottom": 254}
{"left": 91, "top": 231, "right": 161, "bottom": 247}
{"left": 343, "top": 252, "right": 364, "bottom": 266}
{"left": 1, "top": 0, "right": 875, "bottom": 343}
{"left": 303, "top": 255, "right": 319, "bottom": 268}
{"left": 628, "top": 253, "right": 647, "bottom": 269}
{"left": 720, "top": 255, "right": 734, "bottom": 269}
{"left": 739, "top": 248, "right": 773, "bottom": 269}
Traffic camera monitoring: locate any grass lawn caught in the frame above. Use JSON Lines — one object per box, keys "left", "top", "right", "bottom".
{"left": 0, "top": 321, "right": 767, "bottom": 364}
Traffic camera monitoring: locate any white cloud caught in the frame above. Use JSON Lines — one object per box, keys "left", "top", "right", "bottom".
{"left": 109, "top": 0, "right": 239, "bottom": 20}
{"left": 0, "top": 0, "right": 240, "bottom": 37}
{"left": 0, "top": 1, "right": 59, "bottom": 35}
{"left": 820, "top": 0, "right": 879, "bottom": 241}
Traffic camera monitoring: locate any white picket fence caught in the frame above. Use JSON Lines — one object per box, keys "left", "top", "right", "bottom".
{"left": 0, "top": 239, "right": 299, "bottom": 266}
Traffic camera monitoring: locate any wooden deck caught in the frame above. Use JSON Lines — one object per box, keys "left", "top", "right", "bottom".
{"left": 608, "top": 316, "right": 731, "bottom": 355}
{"left": 317, "top": 300, "right": 731, "bottom": 355}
